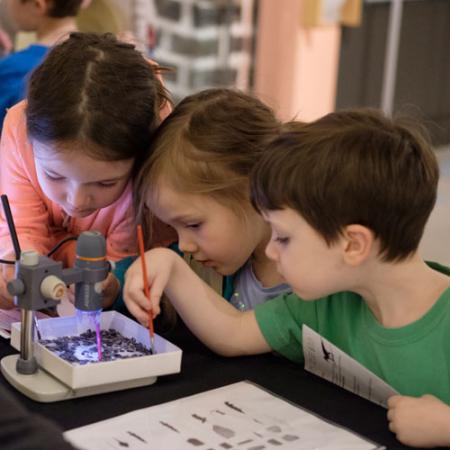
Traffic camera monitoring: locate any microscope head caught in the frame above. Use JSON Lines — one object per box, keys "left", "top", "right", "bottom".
{"left": 73, "top": 231, "right": 110, "bottom": 312}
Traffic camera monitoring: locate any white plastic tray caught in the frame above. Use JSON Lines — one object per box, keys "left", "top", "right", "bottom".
{"left": 10, "top": 311, "right": 182, "bottom": 390}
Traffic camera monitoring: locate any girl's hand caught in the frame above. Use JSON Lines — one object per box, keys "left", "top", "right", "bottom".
{"left": 66, "top": 285, "right": 75, "bottom": 304}
{"left": 0, "top": 281, "right": 14, "bottom": 308}
{"left": 66, "top": 273, "right": 119, "bottom": 309}
{"left": 123, "top": 248, "right": 176, "bottom": 326}
{"left": 0, "top": 251, "right": 16, "bottom": 308}
{"left": 387, "top": 394, "right": 450, "bottom": 448}
{"left": 100, "top": 272, "right": 120, "bottom": 309}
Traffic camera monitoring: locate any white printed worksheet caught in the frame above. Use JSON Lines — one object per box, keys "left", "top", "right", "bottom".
{"left": 303, "top": 325, "right": 398, "bottom": 408}
{"left": 64, "top": 381, "right": 384, "bottom": 450}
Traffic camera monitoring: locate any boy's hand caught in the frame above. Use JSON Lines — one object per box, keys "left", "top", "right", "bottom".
{"left": 387, "top": 394, "right": 450, "bottom": 448}
{"left": 123, "top": 248, "right": 175, "bottom": 326}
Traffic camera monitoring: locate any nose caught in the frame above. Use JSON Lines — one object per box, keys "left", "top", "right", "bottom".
{"left": 66, "top": 184, "right": 90, "bottom": 209}
{"left": 265, "top": 239, "right": 278, "bottom": 261}
{"left": 177, "top": 231, "right": 198, "bottom": 254}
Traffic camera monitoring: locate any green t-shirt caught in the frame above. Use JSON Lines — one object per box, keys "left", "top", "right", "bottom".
{"left": 254, "top": 262, "right": 450, "bottom": 403}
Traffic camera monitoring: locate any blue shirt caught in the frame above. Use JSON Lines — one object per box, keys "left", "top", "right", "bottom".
{"left": 0, "top": 44, "right": 48, "bottom": 131}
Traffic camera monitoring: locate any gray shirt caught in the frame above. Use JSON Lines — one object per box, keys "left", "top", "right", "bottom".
{"left": 230, "top": 260, "right": 291, "bottom": 311}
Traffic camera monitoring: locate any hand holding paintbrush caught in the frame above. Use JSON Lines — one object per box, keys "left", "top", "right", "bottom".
{"left": 136, "top": 225, "right": 156, "bottom": 354}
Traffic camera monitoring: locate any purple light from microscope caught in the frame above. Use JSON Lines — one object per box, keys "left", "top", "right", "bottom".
{"left": 94, "top": 314, "right": 102, "bottom": 361}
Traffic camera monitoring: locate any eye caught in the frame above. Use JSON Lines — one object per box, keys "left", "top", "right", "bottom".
{"left": 45, "top": 172, "right": 64, "bottom": 181}
{"left": 186, "top": 223, "right": 201, "bottom": 229}
{"left": 275, "top": 236, "right": 290, "bottom": 245}
{"left": 96, "top": 181, "right": 118, "bottom": 188}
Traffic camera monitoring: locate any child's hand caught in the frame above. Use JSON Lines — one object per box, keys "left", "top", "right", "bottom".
{"left": 123, "top": 248, "right": 176, "bottom": 326}
{"left": 387, "top": 394, "right": 450, "bottom": 448}
{"left": 65, "top": 273, "right": 119, "bottom": 309}
{"left": 66, "top": 285, "right": 75, "bottom": 304}
{"left": 0, "top": 280, "right": 14, "bottom": 308}
{"left": 124, "top": 247, "right": 268, "bottom": 357}
{"left": 100, "top": 273, "right": 120, "bottom": 309}
{"left": 0, "top": 252, "right": 16, "bottom": 308}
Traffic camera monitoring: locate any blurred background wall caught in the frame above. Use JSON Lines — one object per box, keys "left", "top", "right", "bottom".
{"left": 2, "top": 0, "right": 448, "bottom": 145}
{"left": 76, "top": 0, "right": 447, "bottom": 146}
{"left": 1, "top": 0, "right": 449, "bottom": 264}
{"left": 336, "top": 0, "right": 450, "bottom": 146}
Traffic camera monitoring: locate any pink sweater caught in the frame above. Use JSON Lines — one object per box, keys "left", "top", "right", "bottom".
{"left": 0, "top": 101, "right": 172, "bottom": 268}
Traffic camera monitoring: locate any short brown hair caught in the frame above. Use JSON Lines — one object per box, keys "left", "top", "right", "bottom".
{"left": 26, "top": 32, "right": 170, "bottom": 161}
{"left": 48, "top": 0, "right": 83, "bottom": 17}
{"left": 134, "top": 88, "right": 282, "bottom": 246}
{"left": 21, "top": 0, "right": 84, "bottom": 17}
{"left": 251, "top": 109, "right": 439, "bottom": 262}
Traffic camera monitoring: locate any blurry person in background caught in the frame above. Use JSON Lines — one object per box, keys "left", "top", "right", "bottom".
{"left": 0, "top": 0, "right": 91, "bottom": 130}
{"left": 0, "top": 28, "right": 13, "bottom": 56}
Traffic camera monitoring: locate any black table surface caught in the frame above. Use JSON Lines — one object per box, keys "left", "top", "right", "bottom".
{"left": 0, "top": 322, "right": 446, "bottom": 450}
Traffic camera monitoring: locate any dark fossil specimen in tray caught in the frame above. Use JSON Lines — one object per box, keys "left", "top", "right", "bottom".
{"left": 40, "top": 329, "right": 153, "bottom": 365}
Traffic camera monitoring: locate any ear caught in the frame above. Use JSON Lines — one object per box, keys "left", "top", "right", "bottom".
{"left": 81, "top": 0, "right": 92, "bottom": 9}
{"left": 33, "top": 0, "right": 51, "bottom": 15}
{"left": 341, "top": 224, "right": 374, "bottom": 266}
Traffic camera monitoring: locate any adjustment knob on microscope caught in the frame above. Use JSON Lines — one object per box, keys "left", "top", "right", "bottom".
{"left": 7, "top": 279, "right": 25, "bottom": 296}
{"left": 20, "top": 250, "right": 39, "bottom": 266}
{"left": 40, "top": 275, "right": 66, "bottom": 301}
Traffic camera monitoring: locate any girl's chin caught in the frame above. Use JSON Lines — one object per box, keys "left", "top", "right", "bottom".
{"left": 199, "top": 260, "right": 216, "bottom": 268}
{"left": 215, "top": 265, "right": 237, "bottom": 276}
{"left": 64, "top": 208, "right": 95, "bottom": 218}
{"left": 201, "top": 261, "right": 228, "bottom": 274}
{"left": 197, "top": 260, "right": 242, "bottom": 276}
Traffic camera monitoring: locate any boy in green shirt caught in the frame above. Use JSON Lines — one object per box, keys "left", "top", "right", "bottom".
{"left": 124, "top": 108, "right": 450, "bottom": 448}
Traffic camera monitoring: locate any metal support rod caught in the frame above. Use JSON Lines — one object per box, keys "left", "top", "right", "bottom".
{"left": 380, "top": 0, "right": 404, "bottom": 116}
{"left": 17, "top": 307, "right": 38, "bottom": 376}
{"left": 20, "top": 309, "right": 34, "bottom": 361}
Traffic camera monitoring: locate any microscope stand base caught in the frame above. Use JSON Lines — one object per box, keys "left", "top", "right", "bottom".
{"left": 1, "top": 355, "right": 157, "bottom": 402}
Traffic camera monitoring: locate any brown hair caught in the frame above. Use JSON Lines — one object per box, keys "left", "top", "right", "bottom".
{"left": 134, "top": 88, "right": 282, "bottom": 246}
{"left": 26, "top": 32, "right": 171, "bottom": 161}
{"left": 21, "top": 0, "right": 84, "bottom": 17}
{"left": 251, "top": 108, "right": 439, "bottom": 262}
{"left": 48, "top": 0, "right": 83, "bottom": 17}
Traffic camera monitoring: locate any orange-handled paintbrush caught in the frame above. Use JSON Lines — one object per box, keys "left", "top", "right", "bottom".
{"left": 137, "top": 225, "right": 155, "bottom": 354}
